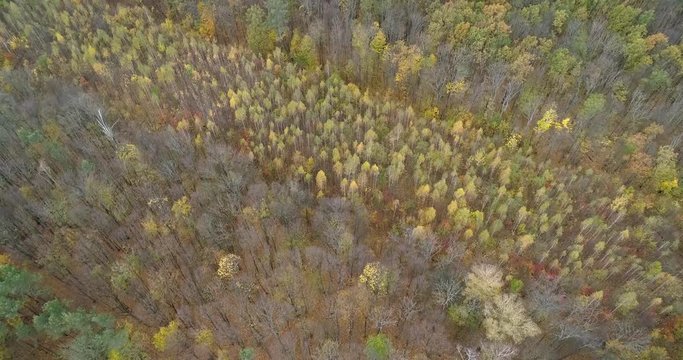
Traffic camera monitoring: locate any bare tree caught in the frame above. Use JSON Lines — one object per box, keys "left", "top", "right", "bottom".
{"left": 555, "top": 295, "right": 603, "bottom": 349}
{"left": 314, "top": 339, "right": 339, "bottom": 360}
{"left": 480, "top": 342, "right": 518, "bottom": 360}
{"left": 95, "top": 108, "right": 118, "bottom": 142}
{"left": 456, "top": 344, "right": 479, "bottom": 360}
{"left": 433, "top": 278, "right": 461, "bottom": 309}
{"left": 398, "top": 296, "right": 420, "bottom": 322}
{"left": 608, "top": 321, "right": 651, "bottom": 353}
{"left": 370, "top": 305, "right": 397, "bottom": 332}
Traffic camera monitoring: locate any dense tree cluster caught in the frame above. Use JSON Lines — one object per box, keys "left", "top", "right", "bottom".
{"left": 0, "top": 0, "right": 681, "bottom": 359}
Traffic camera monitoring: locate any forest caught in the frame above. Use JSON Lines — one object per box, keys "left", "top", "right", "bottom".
{"left": 0, "top": 0, "right": 681, "bottom": 359}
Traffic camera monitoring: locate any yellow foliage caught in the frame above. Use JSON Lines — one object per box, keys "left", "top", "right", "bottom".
{"left": 161, "top": 18, "right": 174, "bottom": 32}
{"left": 195, "top": 329, "right": 214, "bottom": 346}
{"left": 660, "top": 179, "right": 678, "bottom": 192}
{"left": 194, "top": 134, "right": 204, "bottom": 148}
{"left": 646, "top": 33, "right": 668, "bottom": 48}
{"left": 116, "top": 144, "right": 141, "bottom": 162}
{"left": 130, "top": 74, "right": 152, "bottom": 88}
{"left": 447, "top": 200, "right": 459, "bottom": 215}
{"left": 446, "top": 80, "right": 468, "bottom": 95}
{"left": 424, "top": 106, "right": 440, "bottom": 119}
{"left": 305, "top": 157, "right": 315, "bottom": 172}
{"left": 359, "top": 262, "right": 391, "bottom": 295}
{"left": 19, "top": 185, "right": 34, "bottom": 200}
{"left": 483, "top": 3, "right": 509, "bottom": 20}
{"left": 411, "top": 225, "right": 428, "bottom": 240}
{"left": 206, "top": 120, "right": 217, "bottom": 133}
{"left": 370, "top": 24, "right": 388, "bottom": 55}
{"left": 349, "top": 180, "right": 359, "bottom": 193}
{"left": 418, "top": 207, "right": 437, "bottom": 225}
{"left": 142, "top": 216, "right": 159, "bottom": 236}
{"left": 84, "top": 45, "right": 98, "bottom": 65}
{"left": 452, "top": 22, "right": 471, "bottom": 44}
{"left": 228, "top": 46, "right": 239, "bottom": 61}
{"left": 416, "top": 184, "right": 431, "bottom": 199}
{"left": 516, "top": 234, "right": 534, "bottom": 251}
{"left": 54, "top": 32, "right": 65, "bottom": 44}
{"left": 108, "top": 350, "right": 122, "bottom": 360}
{"left": 92, "top": 62, "right": 107, "bottom": 76}
{"left": 2, "top": 57, "right": 12, "bottom": 70}
{"left": 454, "top": 188, "right": 466, "bottom": 199}
{"left": 505, "top": 133, "right": 521, "bottom": 148}
{"left": 559, "top": 117, "right": 573, "bottom": 129}
{"left": 8, "top": 35, "right": 27, "bottom": 50}
{"left": 153, "top": 320, "right": 179, "bottom": 351}
{"left": 392, "top": 42, "right": 424, "bottom": 91}
{"left": 553, "top": 10, "right": 568, "bottom": 33}
{"left": 535, "top": 109, "right": 572, "bottom": 133}
{"left": 217, "top": 254, "right": 241, "bottom": 280}
{"left": 198, "top": 2, "right": 216, "bottom": 40}
{"left": 423, "top": 53, "right": 437, "bottom": 68}
{"left": 450, "top": 120, "right": 464, "bottom": 135}
{"left": 534, "top": 109, "right": 557, "bottom": 133}
{"left": 316, "top": 170, "right": 327, "bottom": 191}
{"left": 171, "top": 196, "right": 192, "bottom": 218}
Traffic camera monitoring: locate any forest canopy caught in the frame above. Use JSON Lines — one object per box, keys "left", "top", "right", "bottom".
{"left": 0, "top": 0, "right": 681, "bottom": 359}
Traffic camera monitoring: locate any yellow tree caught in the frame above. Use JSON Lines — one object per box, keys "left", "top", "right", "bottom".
{"left": 359, "top": 262, "right": 392, "bottom": 296}
{"left": 217, "top": 254, "right": 241, "bottom": 280}
{"left": 153, "top": 320, "right": 180, "bottom": 352}
{"left": 316, "top": 170, "right": 327, "bottom": 194}
{"left": 198, "top": 2, "right": 216, "bottom": 40}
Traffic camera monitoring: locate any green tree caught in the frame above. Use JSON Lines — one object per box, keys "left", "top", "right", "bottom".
{"left": 448, "top": 302, "right": 481, "bottom": 329}
{"left": 579, "top": 93, "right": 606, "bottom": 120}
{"left": 370, "top": 24, "right": 387, "bottom": 56}
{"left": 365, "top": 333, "right": 392, "bottom": 360}
{"left": 653, "top": 145, "right": 679, "bottom": 194}
{"left": 644, "top": 68, "right": 671, "bottom": 92}
{"left": 0, "top": 263, "right": 43, "bottom": 339}
{"left": 290, "top": 31, "right": 318, "bottom": 69}
{"left": 615, "top": 291, "right": 639, "bottom": 315}
{"left": 265, "top": 0, "right": 289, "bottom": 39}
{"left": 548, "top": 48, "right": 578, "bottom": 90}
{"left": 240, "top": 347, "right": 255, "bottom": 360}
{"left": 508, "top": 278, "right": 524, "bottom": 293}
{"left": 246, "top": 6, "right": 276, "bottom": 55}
